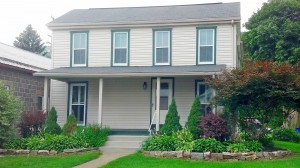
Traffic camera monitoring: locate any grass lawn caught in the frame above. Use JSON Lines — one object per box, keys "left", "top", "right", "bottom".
{"left": 101, "top": 141, "right": 300, "bottom": 168}
{"left": 0, "top": 151, "right": 100, "bottom": 168}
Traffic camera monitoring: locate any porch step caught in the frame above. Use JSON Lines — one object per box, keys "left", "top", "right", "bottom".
{"left": 100, "top": 135, "right": 148, "bottom": 153}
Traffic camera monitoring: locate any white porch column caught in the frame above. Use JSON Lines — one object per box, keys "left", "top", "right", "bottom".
{"left": 98, "top": 78, "right": 103, "bottom": 126}
{"left": 43, "top": 77, "right": 48, "bottom": 112}
{"left": 156, "top": 77, "right": 161, "bottom": 132}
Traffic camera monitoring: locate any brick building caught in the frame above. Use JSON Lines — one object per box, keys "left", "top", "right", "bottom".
{"left": 0, "top": 42, "right": 51, "bottom": 112}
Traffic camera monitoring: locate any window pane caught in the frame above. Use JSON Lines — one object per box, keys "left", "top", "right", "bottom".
{"left": 115, "top": 33, "right": 127, "bottom": 48}
{"left": 72, "top": 105, "right": 84, "bottom": 124}
{"left": 72, "top": 86, "right": 79, "bottom": 103}
{"left": 199, "top": 84, "right": 213, "bottom": 104}
{"left": 115, "top": 49, "right": 127, "bottom": 63}
{"left": 200, "top": 46, "right": 213, "bottom": 62}
{"left": 200, "top": 29, "right": 213, "bottom": 45}
{"left": 80, "top": 86, "right": 85, "bottom": 104}
{"left": 199, "top": 84, "right": 206, "bottom": 103}
{"left": 74, "top": 49, "right": 86, "bottom": 64}
{"left": 160, "top": 83, "right": 169, "bottom": 110}
{"left": 156, "top": 31, "right": 169, "bottom": 47}
{"left": 160, "top": 97, "right": 168, "bottom": 110}
{"left": 74, "top": 33, "right": 86, "bottom": 49}
{"left": 156, "top": 48, "right": 169, "bottom": 63}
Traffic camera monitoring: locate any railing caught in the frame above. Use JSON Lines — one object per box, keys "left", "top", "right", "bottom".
{"left": 148, "top": 111, "right": 156, "bottom": 135}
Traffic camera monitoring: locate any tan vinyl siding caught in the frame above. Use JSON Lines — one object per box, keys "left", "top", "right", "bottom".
{"left": 89, "top": 29, "right": 111, "bottom": 67}
{"left": 130, "top": 28, "right": 152, "bottom": 66}
{"left": 216, "top": 24, "right": 234, "bottom": 67}
{"left": 102, "top": 78, "right": 150, "bottom": 129}
{"left": 86, "top": 79, "right": 99, "bottom": 123}
{"left": 172, "top": 26, "right": 196, "bottom": 66}
{"left": 50, "top": 79, "right": 68, "bottom": 126}
{"left": 52, "top": 31, "right": 70, "bottom": 68}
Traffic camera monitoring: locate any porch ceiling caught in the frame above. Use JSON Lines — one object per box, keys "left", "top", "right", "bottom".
{"left": 34, "top": 65, "right": 226, "bottom": 79}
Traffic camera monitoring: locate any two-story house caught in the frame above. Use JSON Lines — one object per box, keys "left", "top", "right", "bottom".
{"left": 36, "top": 2, "right": 241, "bottom": 134}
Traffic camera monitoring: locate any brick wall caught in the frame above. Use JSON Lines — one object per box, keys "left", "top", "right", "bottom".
{"left": 0, "top": 66, "right": 44, "bottom": 112}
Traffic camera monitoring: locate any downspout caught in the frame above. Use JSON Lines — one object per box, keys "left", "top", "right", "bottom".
{"left": 231, "top": 19, "right": 237, "bottom": 68}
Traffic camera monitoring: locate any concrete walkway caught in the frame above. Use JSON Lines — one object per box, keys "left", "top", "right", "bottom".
{"left": 73, "top": 151, "right": 135, "bottom": 168}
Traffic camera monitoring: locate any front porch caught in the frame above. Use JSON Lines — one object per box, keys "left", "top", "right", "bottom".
{"left": 35, "top": 65, "right": 224, "bottom": 133}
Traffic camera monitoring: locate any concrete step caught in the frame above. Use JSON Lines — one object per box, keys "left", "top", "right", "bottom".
{"left": 108, "top": 135, "right": 148, "bottom": 141}
{"left": 99, "top": 146, "right": 139, "bottom": 153}
{"left": 104, "top": 141, "right": 142, "bottom": 148}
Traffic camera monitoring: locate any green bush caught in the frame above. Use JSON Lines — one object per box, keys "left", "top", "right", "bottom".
{"left": 160, "top": 99, "right": 182, "bottom": 136}
{"left": 44, "top": 107, "right": 62, "bottom": 135}
{"left": 193, "top": 138, "right": 225, "bottom": 153}
{"left": 63, "top": 112, "right": 77, "bottom": 136}
{"left": 272, "top": 128, "right": 300, "bottom": 143}
{"left": 172, "top": 128, "right": 194, "bottom": 151}
{"left": 259, "top": 135, "right": 274, "bottom": 147}
{"left": 185, "top": 96, "right": 201, "bottom": 139}
{"left": 243, "top": 141, "right": 263, "bottom": 152}
{"left": 73, "top": 124, "right": 109, "bottom": 147}
{"left": 227, "top": 143, "right": 248, "bottom": 153}
{"left": 4, "top": 138, "right": 28, "bottom": 149}
{"left": 0, "top": 82, "right": 21, "bottom": 147}
{"left": 142, "top": 135, "right": 176, "bottom": 151}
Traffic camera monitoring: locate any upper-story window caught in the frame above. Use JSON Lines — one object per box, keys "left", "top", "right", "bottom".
{"left": 153, "top": 29, "right": 171, "bottom": 65}
{"left": 112, "top": 30, "right": 129, "bottom": 66}
{"left": 71, "top": 32, "right": 88, "bottom": 67}
{"left": 197, "top": 28, "right": 216, "bottom": 65}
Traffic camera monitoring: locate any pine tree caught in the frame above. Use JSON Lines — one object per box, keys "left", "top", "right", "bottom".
{"left": 160, "top": 99, "right": 182, "bottom": 135}
{"left": 62, "top": 112, "right": 77, "bottom": 136}
{"left": 13, "top": 24, "right": 47, "bottom": 56}
{"left": 185, "top": 96, "right": 201, "bottom": 139}
{"left": 44, "top": 107, "right": 61, "bottom": 135}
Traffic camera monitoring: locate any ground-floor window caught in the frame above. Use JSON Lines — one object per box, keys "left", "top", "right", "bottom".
{"left": 69, "top": 83, "right": 87, "bottom": 125}
{"left": 196, "top": 80, "right": 214, "bottom": 115}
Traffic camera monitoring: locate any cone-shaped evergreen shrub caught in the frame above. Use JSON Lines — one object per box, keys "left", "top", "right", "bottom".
{"left": 44, "top": 107, "right": 61, "bottom": 135}
{"left": 62, "top": 112, "right": 77, "bottom": 136}
{"left": 160, "top": 99, "right": 182, "bottom": 135}
{"left": 185, "top": 96, "right": 201, "bottom": 139}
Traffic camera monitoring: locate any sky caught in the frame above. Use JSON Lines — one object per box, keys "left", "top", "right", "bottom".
{"left": 0, "top": 0, "right": 268, "bottom": 45}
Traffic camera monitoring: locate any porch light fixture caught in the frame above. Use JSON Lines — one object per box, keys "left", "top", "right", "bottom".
{"left": 143, "top": 82, "right": 147, "bottom": 90}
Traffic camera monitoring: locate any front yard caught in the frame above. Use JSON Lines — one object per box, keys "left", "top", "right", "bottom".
{"left": 0, "top": 151, "right": 100, "bottom": 168}
{"left": 100, "top": 141, "right": 300, "bottom": 168}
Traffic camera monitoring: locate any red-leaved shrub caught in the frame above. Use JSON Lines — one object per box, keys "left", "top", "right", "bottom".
{"left": 18, "top": 111, "right": 47, "bottom": 137}
{"left": 199, "top": 113, "right": 228, "bottom": 140}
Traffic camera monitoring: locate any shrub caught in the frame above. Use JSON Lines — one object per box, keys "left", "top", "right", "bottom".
{"left": 142, "top": 135, "right": 176, "bottom": 151}
{"left": 4, "top": 138, "right": 28, "bottom": 149}
{"left": 62, "top": 112, "right": 77, "bottom": 136}
{"left": 227, "top": 143, "right": 248, "bottom": 153}
{"left": 193, "top": 138, "right": 225, "bottom": 153}
{"left": 272, "top": 128, "right": 300, "bottom": 143}
{"left": 0, "top": 82, "right": 21, "bottom": 147}
{"left": 44, "top": 107, "right": 61, "bottom": 135}
{"left": 185, "top": 96, "right": 201, "bottom": 139}
{"left": 73, "top": 124, "right": 109, "bottom": 147}
{"left": 199, "top": 113, "right": 228, "bottom": 140}
{"left": 18, "top": 111, "right": 47, "bottom": 137}
{"left": 172, "top": 128, "right": 194, "bottom": 151}
{"left": 259, "top": 135, "right": 274, "bottom": 147}
{"left": 160, "top": 99, "right": 182, "bottom": 136}
{"left": 243, "top": 141, "right": 263, "bottom": 152}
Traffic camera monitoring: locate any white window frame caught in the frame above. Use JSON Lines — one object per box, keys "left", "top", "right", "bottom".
{"left": 198, "top": 29, "right": 215, "bottom": 65}
{"left": 154, "top": 31, "right": 170, "bottom": 66}
{"left": 113, "top": 31, "right": 129, "bottom": 66}
{"left": 72, "top": 32, "right": 88, "bottom": 67}
{"left": 69, "top": 83, "right": 87, "bottom": 126}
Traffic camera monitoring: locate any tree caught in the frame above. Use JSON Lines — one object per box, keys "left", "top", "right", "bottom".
{"left": 185, "top": 96, "right": 201, "bottom": 139}
{"left": 242, "top": 0, "right": 300, "bottom": 65}
{"left": 160, "top": 99, "right": 182, "bottom": 135}
{"left": 13, "top": 24, "right": 47, "bottom": 56}
{"left": 199, "top": 113, "right": 228, "bottom": 140}
{"left": 209, "top": 60, "right": 300, "bottom": 140}
{"left": 44, "top": 107, "right": 61, "bottom": 135}
{"left": 62, "top": 112, "right": 77, "bottom": 136}
{"left": 0, "top": 82, "right": 21, "bottom": 147}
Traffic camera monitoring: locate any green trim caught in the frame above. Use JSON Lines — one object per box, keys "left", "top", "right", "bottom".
{"left": 110, "top": 129, "right": 149, "bottom": 135}
{"left": 67, "top": 81, "right": 89, "bottom": 126}
{"left": 111, "top": 29, "right": 130, "bottom": 67}
{"left": 196, "top": 26, "right": 217, "bottom": 65}
{"left": 70, "top": 31, "right": 89, "bottom": 67}
{"left": 152, "top": 28, "right": 172, "bottom": 66}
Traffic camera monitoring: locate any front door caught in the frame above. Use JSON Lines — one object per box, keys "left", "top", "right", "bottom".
{"left": 151, "top": 79, "right": 173, "bottom": 124}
